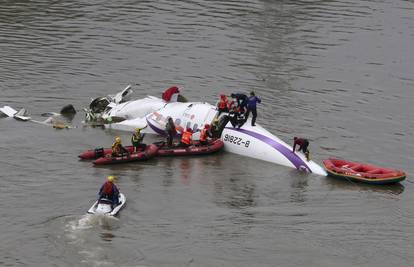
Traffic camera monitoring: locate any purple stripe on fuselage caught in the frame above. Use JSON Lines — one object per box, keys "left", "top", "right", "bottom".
{"left": 225, "top": 127, "right": 312, "bottom": 173}
{"left": 146, "top": 118, "right": 167, "bottom": 136}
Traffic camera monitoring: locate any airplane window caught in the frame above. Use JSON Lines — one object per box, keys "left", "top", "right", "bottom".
{"left": 175, "top": 118, "right": 181, "bottom": 125}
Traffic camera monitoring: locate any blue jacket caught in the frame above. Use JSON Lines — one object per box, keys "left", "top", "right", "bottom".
{"left": 247, "top": 96, "right": 261, "bottom": 109}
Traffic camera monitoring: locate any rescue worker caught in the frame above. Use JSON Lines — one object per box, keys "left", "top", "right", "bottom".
{"left": 210, "top": 118, "right": 221, "bottom": 138}
{"left": 230, "top": 93, "right": 248, "bottom": 113}
{"left": 98, "top": 175, "right": 120, "bottom": 206}
{"left": 245, "top": 91, "right": 261, "bottom": 126}
{"left": 228, "top": 106, "right": 244, "bottom": 128}
{"left": 179, "top": 128, "right": 193, "bottom": 147}
{"left": 165, "top": 117, "right": 177, "bottom": 147}
{"left": 199, "top": 124, "right": 211, "bottom": 145}
{"left": 292, "top": 137, "right": 310, "bottom": 161}
{"left": 111, "top": 136, "right": 129, "bottom": 157}
{"left": 131, "top": 128, "right": 146, "bottom": 152}
{"left": 217, "top": 94, "right": 229, "bottom": 116}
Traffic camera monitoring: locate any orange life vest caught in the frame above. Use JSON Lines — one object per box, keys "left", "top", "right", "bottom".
{"left": 101, "top": 181, "right": 114, "bottom": 195}
{"left": 200, "top": 129, "right": 207, "bottom": 142}
{"left": 218, "top": 97, "right": 228, "bottom": 109}
{"left": 181, "top": 131, "right": 192, "bottom": 145}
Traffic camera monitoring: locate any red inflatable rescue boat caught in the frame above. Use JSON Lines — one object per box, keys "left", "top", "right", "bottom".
{"left": 323, "top": 158, "right": 406, "bottom": 185}
{"left": 93, "top": 144, "right": 159, "bottom": 165}
{"left": 155, "top": 139, "right": 224, "bottom": 157}
{"left": 79, "top": 146, "right": 138, "bottom": 160}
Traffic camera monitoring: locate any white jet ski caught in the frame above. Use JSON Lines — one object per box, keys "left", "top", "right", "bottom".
{"left": 86, "top": 86, "right": 327, "bottom": 176}
{"left": 87, "top": 193, "right": 126, "bottom": 216}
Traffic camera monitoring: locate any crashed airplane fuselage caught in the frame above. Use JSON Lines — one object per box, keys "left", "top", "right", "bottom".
{"left": 92, "top": 88, "right": 327, "bottom": 176}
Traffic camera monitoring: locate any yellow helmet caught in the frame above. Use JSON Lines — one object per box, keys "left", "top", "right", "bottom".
{"left": 135, "top": 128, "right": 141, "bottom": 133}
{"left": 107, "top": 175, "right": 115, "bottom": 183}
{"left": 115, "top": 136, "right": 121, "bottom": 143}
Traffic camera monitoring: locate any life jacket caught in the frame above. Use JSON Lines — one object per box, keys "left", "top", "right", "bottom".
{"left": 101, "top": 181, "right": 114, "bottom": 196}
{"left": 132, "top": 132, "right": 142, "bottom": 143}
{"left": 228, "top": 100, "right": 235, "bottom": 110}
{"left": 181, "top": 131, "right": 192, "bottom": 145}
{"left": 112, "top": 142, "right": 121, "bottom": 154}
{"left": 218, "top": 96, "right": 228, "bottom": 109}
{"left": 200, "top": 129, "right": 208, "bottom": 142}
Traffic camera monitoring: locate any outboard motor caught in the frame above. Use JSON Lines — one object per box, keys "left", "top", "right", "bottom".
{"left": 94, "top": 147, "right": 105, "bottom": 158}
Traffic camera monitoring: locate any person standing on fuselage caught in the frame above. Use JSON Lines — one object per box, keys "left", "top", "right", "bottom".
{"left": 165, "top": 117, "right": 177, "bottom": 147}
{"left": 245, "top": 91, "right": 261, "bottom": 126}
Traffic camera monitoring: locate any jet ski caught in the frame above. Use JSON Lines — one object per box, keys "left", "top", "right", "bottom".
{"left": 93, "top": 143, "right": 159, "bottom": 165}
{"left": 87, "top": 193, "right": 126, "bottom": 216}
{"left": 85, "top": 86, "right": 327, "bottom": 176}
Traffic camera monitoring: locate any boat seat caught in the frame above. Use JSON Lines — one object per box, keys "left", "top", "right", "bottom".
{"left": 365, "top": 169, "right": 382, "bottom": 174}
{"left": 349, "top": 164, "right": 363, "bottom": 172}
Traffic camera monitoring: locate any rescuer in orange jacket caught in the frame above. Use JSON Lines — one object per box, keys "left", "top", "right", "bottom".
{"left": 217, "top": 94, "right": 229, "bottom": 116}
{"left": 179, "top": 128, "right": 193, "bottom": 147}
{"left": 98, "top": 175, "right": 120, "bottom": 206}
{"left": 199, "top": 124, "right": 211, "bottom": 145}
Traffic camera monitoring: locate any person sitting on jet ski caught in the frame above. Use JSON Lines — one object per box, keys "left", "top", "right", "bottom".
{"left": 292, "top": 137, "right": 310, "bottom": 161}
{"left": 98, "top": 175, "right": 120, "bottom": 206}
{"left": 131, "top": 128, "right": 146, "bottom": 153}
{"left": 179, "top": 128, "right": 193, "bottom": 147}
{"left": 217, "top": 94, "right": 229, "bottom": 116}
{"left": 230, "top": 93, "right": 248, "bottom": 113}
{"left": 112, "top": 136, "right": 129, "bottom": 157}
{"left": 165, "top": 117, "right": 177, "bottom": 147}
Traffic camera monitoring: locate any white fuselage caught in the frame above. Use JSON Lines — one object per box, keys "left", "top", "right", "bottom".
{"left": 103, "top": 96, "right": 327, "bottom": 176}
